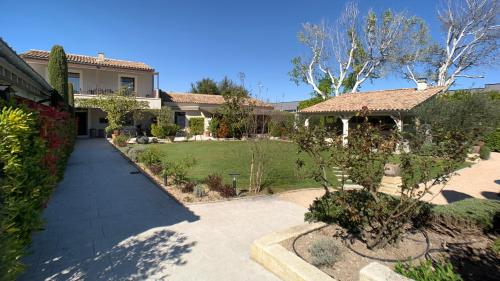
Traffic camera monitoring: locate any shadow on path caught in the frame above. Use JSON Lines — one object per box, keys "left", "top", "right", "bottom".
{"left": 20, "top": 139, "right": 199, "bottom": 280}
{"left": 441, "top": 190, "right": 473, "bottom": 204}
{"left": 481, "top": 191, "right": 499, "bottom": 200}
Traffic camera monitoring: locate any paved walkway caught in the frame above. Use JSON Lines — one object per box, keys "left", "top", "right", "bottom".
{"left": 422, "top": 152, "right": 500, "bottom": 204}
{"left": 20, "top": 139, "right": 306, "bottom": 281}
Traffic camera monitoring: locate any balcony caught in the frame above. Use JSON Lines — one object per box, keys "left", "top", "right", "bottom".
{"left": 74, "top": 88, "right": 159, "bottom": 98}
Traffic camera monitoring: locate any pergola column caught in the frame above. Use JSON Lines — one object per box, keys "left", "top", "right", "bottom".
{"left": 304, "top": 117, "right": 310, "bottom": 128}
{"left": 341, "top": 116, "right": 350, "bottom": 145}
{"left": 390, "top": 115, "right": 403, "bottom": 132}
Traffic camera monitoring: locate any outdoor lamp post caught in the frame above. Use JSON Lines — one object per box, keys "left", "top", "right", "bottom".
{"left": 228, "top": 172, "right": 240, "bottom": 191}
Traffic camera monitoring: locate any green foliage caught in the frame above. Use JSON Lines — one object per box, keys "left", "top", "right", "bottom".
{"left": 269, "top": 112, "right": 295, "bottom": 138}
{"left": 485, "top": 128, "right": 500, "bottom": 152}
{"left": 113, "top": 134, "right": 129, "bottom": 147}
{"left": 190, "top": 78, "right": 219, "bottom": 95}
{"left": 208, "top": 118, "right": 219, "bottom": 136}
{"left": 0, "top": 105, "right": 74, "bottom": 280}
{"left": 75, "top": 89, "right": 147, "bottom": 133}
{"left": 431, "top": 199, "right": 500, "bottom": 232}
{"left": 138, "top": 148, "right": 162, "bottom": 167}
{"left": 298, "top": 96, "right": 324, "bottom": 110}
{"left": 68, "top": 83, "right": 74, "bottom": 107}
{"left": 161, "top": 156, "right": 197, "bottom": 185}
{"left": 308, "top": 238, "right": 341, "bottom": 267}
{"left": 415, "top": 91, "right": 500, "bottom": 142}
{"left": 48, "top": 45, "right": 68, "bottom": 103}
{"left": 491, "top": 238, "right": 500, "bottom": 255}
{"left": 395, "top": 260, "right": 463, "bottom": 281}
{"left": 479, "top": 145, "right": 491, "bottom": 160}
{"left": 151, "top": 123, "right": 179, "bottom": 138}
{"left": 188, "top": 117, "right": 205, "bottom": 135}
{"left": 125, "top": 145, "right": 146, "bottom": 162}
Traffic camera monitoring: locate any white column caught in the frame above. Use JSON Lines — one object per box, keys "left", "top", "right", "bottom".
{"left": 391, "top": 115, "right": 403, "bottom": 132}
{"left": 204, "top": 117, "right": 211, "bottom": 135}
{"left": 341, "top": 116, "right": 349, "bottom": 145}
{"left": 304, "top": 117, "right": 310, "bottom": 128}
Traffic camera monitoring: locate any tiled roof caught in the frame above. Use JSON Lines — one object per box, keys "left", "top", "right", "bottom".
{"left": 20, "top": 50, "right": 154, "bottom": 72}
{"left": 164, "top": 92, "right": 273, "bottom": 108}
{"left": 300, "top": 87, "right": 444, "bottom": 113}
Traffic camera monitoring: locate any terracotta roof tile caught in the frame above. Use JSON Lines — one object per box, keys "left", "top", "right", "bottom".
{"left": 20, "top": 50, "right": 154, "bottom": 72}
{"left": 300, "top": 87, "right": 444, "bottom": 113}
{"left": 165, "top": 92, "right": 273, "bottom": 108}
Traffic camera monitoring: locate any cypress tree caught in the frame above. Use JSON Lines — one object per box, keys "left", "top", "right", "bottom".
{"left": 48, "top": 45, "right": 69, "bottom": 103}
{"left": 68, "top": 83, "right": 74, "bottom": 107}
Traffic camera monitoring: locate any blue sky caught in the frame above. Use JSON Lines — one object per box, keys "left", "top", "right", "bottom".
{"left": 2, "top": 0, "right": 498, "bottom": 102}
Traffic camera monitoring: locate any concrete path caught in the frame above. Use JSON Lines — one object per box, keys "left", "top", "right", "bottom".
{"left": 422, "top": 152, "right": 500, "bottom": 204}
{"left": 20, "top": 139, "right": 306, "bottom": 281}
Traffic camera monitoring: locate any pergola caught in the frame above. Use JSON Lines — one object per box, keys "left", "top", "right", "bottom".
{"left": 299, "top": 87, "right": 444, "bottom": 143}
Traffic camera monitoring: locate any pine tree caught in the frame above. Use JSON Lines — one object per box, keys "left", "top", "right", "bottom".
{"left": 48, "top": 45, "right": 69, "bottom": 103}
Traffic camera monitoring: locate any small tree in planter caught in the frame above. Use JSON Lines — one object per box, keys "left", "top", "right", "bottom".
{"left": 296, "top": 109, "right": 471, "bottom": 249}
{"left": 75, "top": 88, "right": 147, "bottom": 138}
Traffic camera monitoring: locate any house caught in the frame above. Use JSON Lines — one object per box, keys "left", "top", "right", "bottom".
{"left": 270, "top": 101, "right": 300, "bottom": 113}
{"left": 0, "top": 38, "right": 53, "bottom": 104}
{"left": 163, "top": 92, "right": 274, "bottom": 135}
{"left": 21, "top": 50, "right": 161, "bottom": 137}
{"left": 299, "top": 83, "right": 445, "bottom": 143}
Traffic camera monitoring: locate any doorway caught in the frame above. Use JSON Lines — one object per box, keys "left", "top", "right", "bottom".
{"left": 75, "top": 111, "right": 88, "bottom": 136}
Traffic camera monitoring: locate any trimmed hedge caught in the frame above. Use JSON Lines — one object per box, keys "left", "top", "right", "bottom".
{"left": 485, "top": 128, "right": 500, "bottom": 152}
{"left": 431, "top": 198, "right": 500, "bottom": 232}
{"left": 189, "top": 117, "right": 205, "bottom": 135}
{"left": 0, "top": 101, "right": 75, "bottom": 280}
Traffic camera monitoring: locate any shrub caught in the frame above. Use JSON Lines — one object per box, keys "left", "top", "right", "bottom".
{"left": 189, "top": 117, "right": 205, "bottom": 135}
{"left": 208, "top": 118, "right": 219, "bottom": 136}
{"left": 395, "top": 260, "right": 463, "bottom": 281}
{"left": 138, "top": 148, "right": 162, "bottom": 167}
{"left": 113, "top": 134, "right": 129, "bottom": 147}
{"left": 204, "top": 173, "right": 223, "bottom": 191}
{"left": 126, "top": 146, "right": 146, "bottom": 162}
{"left": 0, "top": 104, "right": 75, "bottom": 280}
{"left": 137, "top": 135, "right": 149, "bottom": 144}
{"left": 479, "top": 145, "right": 491, "bottom": 160}
{"left": 431, "top": 198, "right": 500, "bottom": 232}
{"left": 491, "top": 238, "right": 500, "bottom": 255}
{"left": 308, "top": 238, "right": 341, "bottom": 267}
{"left": 162, "top": 156, "right": 197, "bottom": 185}
{"left": 219, "top": 184, "right": 237, "bottom": 198}
{"left": 181, "top": 181, "right": 196, "bottom": 193}
{"left": 150, "top": 123, "right": 165, "bottom": 138}
{"left": 151, "top": 123, "right": 179, "bottom": 138}
{"left": 48, "top": 45, "right": 69, "bottom": 103}
{"left": 305, "top": 190, "right": 431, "bottom": 239}
{"left": 193, "top": 185, "right": 206, "bottom": 198}
{"left": 217, "top": 121, "right": 230, "bottom": 138}
{"left": 485, "top": 128, "right": 500, "bottom": 152}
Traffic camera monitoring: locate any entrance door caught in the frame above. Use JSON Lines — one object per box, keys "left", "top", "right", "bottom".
{"left": 175, "top": 112, "right": 187, "bottom": 129}
{"left": 75, "top": 111, "right": 88, "bottom": 136}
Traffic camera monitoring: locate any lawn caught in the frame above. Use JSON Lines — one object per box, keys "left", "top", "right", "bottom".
{"left": 143, "top": 140, "right": 337, "bottom": 193}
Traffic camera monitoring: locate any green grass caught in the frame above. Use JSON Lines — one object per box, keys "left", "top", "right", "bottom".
{"left": 432, "top": 198, "right": 500, "bottom": 231}
{"left": 137, "top": 140, "right": 337, "bottom": 193}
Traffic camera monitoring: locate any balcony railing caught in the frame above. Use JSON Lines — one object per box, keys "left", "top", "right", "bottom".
{"left": 74, "top": 88, "right": 159, "bottom": 98}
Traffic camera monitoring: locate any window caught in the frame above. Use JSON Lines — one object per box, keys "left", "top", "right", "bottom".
{"left": 68, "top": 72, "right": 80, "bottom": 93}
{"left": 120, "top": 76, "right": 135, "bottom": 93}
{"left": 99, "top": 117, "right": 108, "bottom": 124}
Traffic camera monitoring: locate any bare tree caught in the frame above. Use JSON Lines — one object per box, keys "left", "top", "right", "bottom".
{"left": 435, "top": 0, "right": 499, "bottom": 89}
{"left": 290, "top": 1, "right": 411, "bottom": 99}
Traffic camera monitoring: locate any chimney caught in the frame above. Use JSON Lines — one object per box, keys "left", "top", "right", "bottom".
{"left": 417, "top": 78, "right": 428, "bottom": 91}
{"left": 97, "top": 52, "right": 105, "bottom": 62}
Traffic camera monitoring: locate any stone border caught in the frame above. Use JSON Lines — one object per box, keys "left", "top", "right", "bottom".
{"left": 250, "top": 222, "right": 336, "bottom": 281}
{"left": 251, "top": 223, "right": 413, "bottom": 281}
